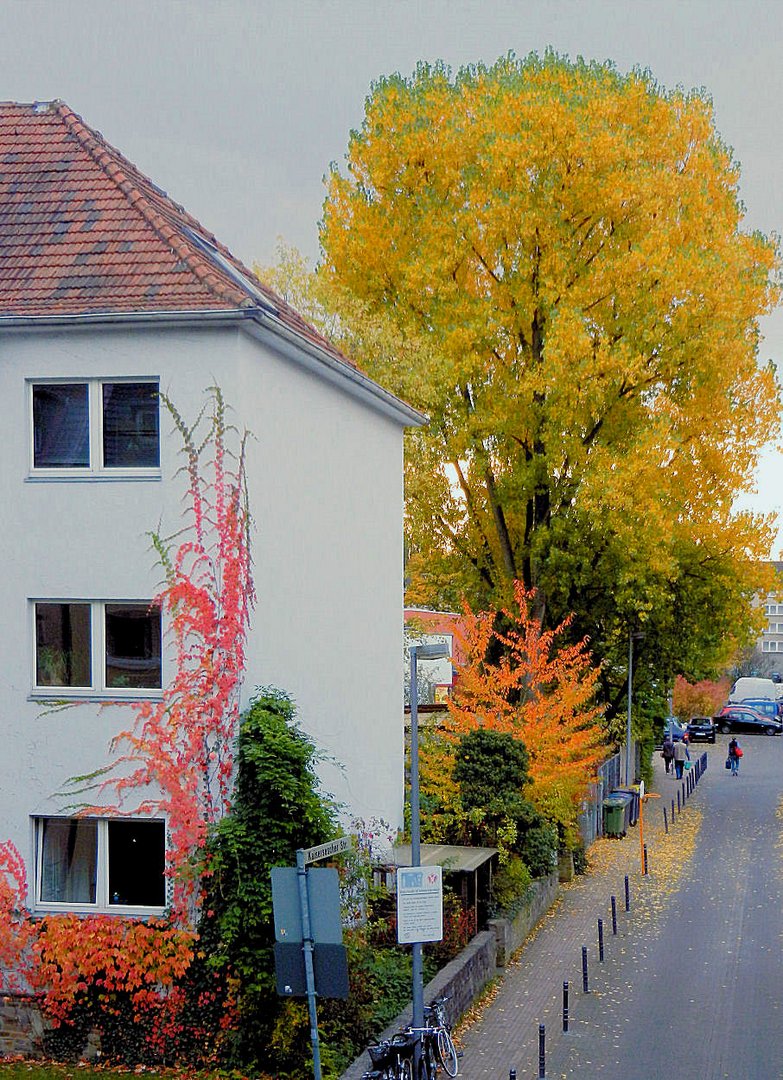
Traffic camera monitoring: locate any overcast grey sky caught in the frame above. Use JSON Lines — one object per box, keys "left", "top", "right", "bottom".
{"left": 3, "top": 0, "right": 782, "bottom": 546}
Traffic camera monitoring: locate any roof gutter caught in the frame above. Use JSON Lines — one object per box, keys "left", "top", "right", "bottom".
{"left": 0, "top": 308, "right": 252, "bottom": 331}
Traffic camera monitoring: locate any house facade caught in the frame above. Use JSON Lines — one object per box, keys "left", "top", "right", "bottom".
{"left": 0, "top": 100, "right": 422, "bottom": 918}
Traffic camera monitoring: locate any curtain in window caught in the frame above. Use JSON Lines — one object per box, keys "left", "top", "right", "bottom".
{"left": 40, "top": 819, "right": 97, "bottom": 903}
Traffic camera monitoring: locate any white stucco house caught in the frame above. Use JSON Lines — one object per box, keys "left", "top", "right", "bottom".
{"left": 0, "top": 100, "right": 422, "bottom": 917}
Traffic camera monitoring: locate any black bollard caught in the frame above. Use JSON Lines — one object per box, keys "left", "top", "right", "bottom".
{"left": 562, "top": 981, "right": 569, "bottom": 1032}
{"left": 624, "top": 873, "right": 630, "bottom": 912}
{"left": 611, "top": 894, "right": 617, "bottom": 935}
{"left": 598, "top": 917, "right": 604, "bottom": 960}
{"left": 677, "top": 789, "right": 681, "bottom": 814}
{"left": 510, "top": 1071, "right": 516, "bottom": 1080}
{"left": 538, "top": 1024, "right": 546, "bottom": 1079}
{"left": 582, "top": 945, "right": 589, "bottom": 992}
{"left": 671, "top": 797, "right": 675, "bottom": 822}
{"left": 643, "top": 844, "right": 649, "bottom": 875}
{"left": 663, "top": 806, "right": 668, "bottom": 834}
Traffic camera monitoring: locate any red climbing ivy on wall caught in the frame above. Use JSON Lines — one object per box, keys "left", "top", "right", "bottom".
{"left": 93, "top": 386, "right": 255, "bottom": 922}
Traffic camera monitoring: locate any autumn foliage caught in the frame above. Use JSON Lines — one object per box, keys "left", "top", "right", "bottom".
{"left": 672, "top": 675, "right": 731, "bottom": 722}
{"left": 446, "top": 583, "right": 606, "bottom": 832}
{"left": 86, "top": 388, "right": 254, "bottom": 922}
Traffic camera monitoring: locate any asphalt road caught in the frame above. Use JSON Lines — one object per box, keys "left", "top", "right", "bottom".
{"left": 551, "top": 735, "right": 783, "bottom": 1079}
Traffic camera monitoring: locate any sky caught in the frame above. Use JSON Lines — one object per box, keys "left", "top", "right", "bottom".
{"left": 2, "top": 0, "right": 782, "bottom": 548}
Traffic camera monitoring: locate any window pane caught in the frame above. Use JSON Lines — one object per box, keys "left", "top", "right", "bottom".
{"left": 35, "top": 603, "right": 92, "bottom": 687}
{"left": 108, "top": 820, "right": 165, "bottom": 906}
{"left": 105, "top": 604, "right": 161, "bottom": 688}
{"left": 33, "top": 384, "right": 89, "bottom": 468}
{"left": 40, "top": 819, "right": 97, "bottom": 903}
{"left": 102, "top": 383, "right": 160, "bottom": 468}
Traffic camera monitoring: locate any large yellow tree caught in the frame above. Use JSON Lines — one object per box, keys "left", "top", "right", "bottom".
{"left": 313, "top": 53, "right": 782, "bottom": 705}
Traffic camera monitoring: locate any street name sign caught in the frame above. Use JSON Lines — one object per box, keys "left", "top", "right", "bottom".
{"left": 396, "top": 864, "right": 443, "bottom": 944}
{"left": 301, "top": 835, "right": 352, "bottom": 864}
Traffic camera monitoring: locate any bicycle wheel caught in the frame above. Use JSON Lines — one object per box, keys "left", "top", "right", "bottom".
{"left": 435, "top": 1028, "right": 459, "bottom": 1077}
{"left": 399, "top": 1055, "right": 414, "bottom": 1080}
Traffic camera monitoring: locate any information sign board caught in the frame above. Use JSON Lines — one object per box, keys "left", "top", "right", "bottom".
{"left": 396, "top": 864, "right": 443, "bottom": 944}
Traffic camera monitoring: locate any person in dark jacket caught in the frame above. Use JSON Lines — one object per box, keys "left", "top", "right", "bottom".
{"left": 728, "top": 737, "right": 742, "bottom": 776}
{"left": 661, "top": 734, "right": 675, "bottom": 774}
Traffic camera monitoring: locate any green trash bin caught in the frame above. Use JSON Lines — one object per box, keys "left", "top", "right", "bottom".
{"left": 603, "top": 797, "right": 627, "bottom": 838}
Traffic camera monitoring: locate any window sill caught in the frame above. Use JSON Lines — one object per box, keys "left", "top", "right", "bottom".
{"left": 32, "top": 905, "right": 167, "bottom": 919}
{"left": 26, "top": 470, "right": 162, "bottom": 483}
{"left": 30, "top": 691, "right": 164, "bottom": 704}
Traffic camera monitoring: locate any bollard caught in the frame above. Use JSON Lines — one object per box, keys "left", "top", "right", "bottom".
{"left": 624, "top": 874, "right": 630, "bottom": 912}
{"left": 677, "top": 789, "right": 681, "bottom": 814}
{"left": 611, "top": 894, "right": 617, "bottom": 935}
{"left": 509, "top": 1071, "right": 516, "bottom": 1080}
{"left": 562, "top": 981, "right": 569, "bottom": 1032}
{"left": 671, "top": 797, "right": 675, "bottom": 823}
{"left": 582, "top": 946, "right": 589, "bottom": 992}
{"left": 663, "top": 806, "right": 668, "bottom": 833}
{"left": 598, "top": 918, "right": 604, "bottom": 960}
{"left": 643, "top": 844, "right": 649, "bottom": 875}
{"left": 538, "top": 1024, "right": 546, "bottom": 1079}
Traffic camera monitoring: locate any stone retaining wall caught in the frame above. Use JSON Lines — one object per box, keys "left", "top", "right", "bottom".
{"left": 487, "top": 870, "right": 560, "bottom": 967}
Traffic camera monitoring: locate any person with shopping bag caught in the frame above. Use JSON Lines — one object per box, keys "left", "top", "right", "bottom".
{"left": 728, "top": 737, "right": 743, "bottom": 776}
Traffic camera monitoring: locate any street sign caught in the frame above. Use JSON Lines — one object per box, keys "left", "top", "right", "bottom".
{"left": 271, "top": 866, "right": 343, "bottom": 943}
{"left": 396, "top": 864, "right": 443, "bottom": 944}
{"left": 301, "top": 835, "right": 352, "bottom": 864}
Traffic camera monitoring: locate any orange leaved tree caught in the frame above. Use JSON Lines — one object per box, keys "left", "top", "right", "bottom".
{"left": 672, "top": 675, "right": 730, "bottom": 722}
{"left": 447, "top": 582, "right": 606, "bottom": 836}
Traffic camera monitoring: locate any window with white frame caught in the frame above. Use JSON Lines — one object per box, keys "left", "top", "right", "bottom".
{"left": 31, "top": 379, "right": 160, "bottom": 473}
{"left": 34, "top": 601, "right": 161, "bottom": 693}
{"left": 35, "top": 817, "right": 166, "bottom": 910}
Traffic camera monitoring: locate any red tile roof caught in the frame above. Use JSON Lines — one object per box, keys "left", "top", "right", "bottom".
{"left": 0, "top": 100, "right": 350, "bottom": 363}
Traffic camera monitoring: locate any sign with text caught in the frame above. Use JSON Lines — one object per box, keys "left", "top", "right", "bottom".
{"left": 300, "top": 835, "right": 352, "bottom": 865}
{"left": 396, "top": 864, "right": 443, "bottom": 944}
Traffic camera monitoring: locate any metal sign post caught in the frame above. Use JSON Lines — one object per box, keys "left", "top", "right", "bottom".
{"left": 297, "top": 847, "right": 323, "bottom": 1080}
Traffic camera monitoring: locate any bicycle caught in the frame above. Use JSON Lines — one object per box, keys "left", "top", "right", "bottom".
{"left": 406, "top": 997, "right": 460, "bottom": 1078}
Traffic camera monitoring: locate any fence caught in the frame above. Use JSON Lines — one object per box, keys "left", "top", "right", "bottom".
{"left": 578, "top": 746, "right": 631, "bottom": 846}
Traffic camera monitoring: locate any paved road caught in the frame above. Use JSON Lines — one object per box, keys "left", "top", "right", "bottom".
{"left": 460, "top": 736, "right": 783, "bottom": 1079}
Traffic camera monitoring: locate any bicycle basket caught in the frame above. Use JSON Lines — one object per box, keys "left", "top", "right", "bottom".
{"left": 367, "top": 1043, "right": 393, "bottom": 1068}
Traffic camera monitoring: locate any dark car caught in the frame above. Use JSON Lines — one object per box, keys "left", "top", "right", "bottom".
{"left": 716, "top": 705, "right": 783, "bottom": 736}
{"left": 686, "top": 716, "right": 717, "bottom": 743}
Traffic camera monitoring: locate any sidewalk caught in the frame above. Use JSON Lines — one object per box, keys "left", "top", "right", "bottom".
{"left": 455, "top": 754, "right": 707, "bottom": 1079}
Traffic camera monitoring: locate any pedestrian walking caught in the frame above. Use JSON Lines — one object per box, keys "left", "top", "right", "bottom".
{"left": 661, "top": 734, "right": 675, "bottom": 774}
{"left": 728, "top": 737, "right": 743, "bottom": 776}
{"left": 673, "top": 736, "right": 689, "bottom": 780}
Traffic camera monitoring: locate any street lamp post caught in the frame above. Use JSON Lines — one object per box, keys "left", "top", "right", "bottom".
{"left": 625, "top": 630, "right": 644, "bottom": 786}
{"left": 408, "top": 641, "right": 449, "bottom": 1076}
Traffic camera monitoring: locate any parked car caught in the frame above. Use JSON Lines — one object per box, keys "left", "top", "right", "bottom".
{"left": 716, "top": 705, "right": 783, "bottom": 736}
{"left": 654, "top": 717, "right": 688, "bottom": 748}
{"left": 686, "top": 716, "right": 717, "bottom": 743}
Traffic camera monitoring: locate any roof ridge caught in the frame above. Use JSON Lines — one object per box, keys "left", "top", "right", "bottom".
{"left": 53, "top": 102, "right": 253, "bottom": 311}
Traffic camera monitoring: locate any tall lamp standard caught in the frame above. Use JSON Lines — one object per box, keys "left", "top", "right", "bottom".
{"left": 408, "top": 641, "right": 450, "bottom": 1074}
{"left": 625, "top": 630, "right": 644, "bottom": 785}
